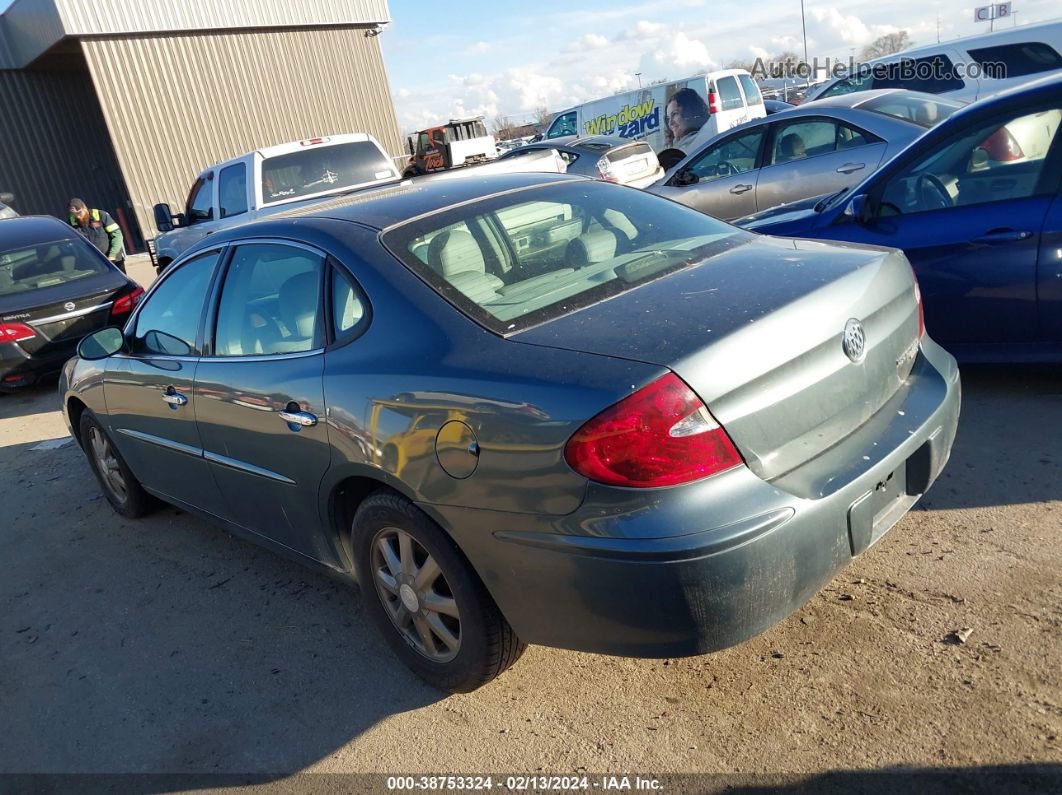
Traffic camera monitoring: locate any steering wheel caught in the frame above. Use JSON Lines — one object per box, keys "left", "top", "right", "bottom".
{"left": 916, "top": 173, "right": 953, "bottom": 211}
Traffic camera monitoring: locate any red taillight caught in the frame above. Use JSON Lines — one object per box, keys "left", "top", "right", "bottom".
{"left": 978, "top": 127, "right": 1024, "bottom": 161}
{"left": 112, "top": 286, "right": 144, "bottom": 316}
{"left": 564, "top": 373, "right": 743, "bottom": 488}
{"left": 0, "top": 322, "right": 35, "bottom": 344}
{"left": 708, "top": 89, "right": 721, "bottom": 114}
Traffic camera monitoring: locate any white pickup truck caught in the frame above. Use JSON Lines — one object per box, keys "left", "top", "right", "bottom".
{"left": 151, "top": 133, "right": 568, "bottom": 271}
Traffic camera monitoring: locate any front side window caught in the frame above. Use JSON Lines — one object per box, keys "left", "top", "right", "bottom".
{"left": 716, "top": 76, "right": 744, "bottom": 111}
{"left": 186, "top": 177, "right": 214, "bottom": 225}
{"left": 260, "top": 142, "right": 398, "bottom": 205}
{"left": 688, "top": 128, "right": 764, "bottom": 181}
{"left": 771, "top": 120, "right": 838, "bottom": 164}
{"left": 213, "top": 244, "right": 325, "bottom": 356}
{"left": 383, "top": 181, "right": 745, "bottom": 333}
{"left": 738, "top": 74, "right": 763, "bottom": 106}
{"left": 878, "top": 107, "right": 1062, "bottom": 216}
{"left": 819, "top": 73, "right": 874, "bottom": 98}
{"left": 133, "top": 250, "right": 221, "bottom": 356}
{"left": 549, "top": 111, "right": 577, "bottom": 138}
{"left": 0, "top": 238, "right": 109, "bottom": 296}
{"left": 218, "top": 163, "right": 248, "bottom": 219}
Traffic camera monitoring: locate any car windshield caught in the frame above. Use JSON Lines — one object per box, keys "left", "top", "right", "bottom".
{"left": 0, "top": 238, "right": 109, "bottom": 296}
{"left": 859, "top": 94, "right": 963, "bottom": 128}
{"left": 382, "top": 181, "right": 747, "bottom": 334}
{"left": 260, "top": 141, "right": 398, "bottom": 205}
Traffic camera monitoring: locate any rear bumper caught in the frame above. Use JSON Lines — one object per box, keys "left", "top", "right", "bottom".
{"left": 426, "top": 338, "right": 960, "bottom": 657}
{"left": 0, "top": 341, "right": 75, "bottom": 389}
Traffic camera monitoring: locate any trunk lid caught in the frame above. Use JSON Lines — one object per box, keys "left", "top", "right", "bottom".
{"left": 517, "top": 234, "right": 921, "bottom": 481}
{"left": 607, "top": 142, "right": 661, "bottom": 184}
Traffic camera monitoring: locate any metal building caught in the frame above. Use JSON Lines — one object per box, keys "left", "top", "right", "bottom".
{"left": 0, "top": 0, "right": 403, "bottom": 248}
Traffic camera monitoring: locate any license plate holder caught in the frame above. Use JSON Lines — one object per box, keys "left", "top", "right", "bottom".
{"left": 846, "top": 459, "right": 915, "bottom": 556}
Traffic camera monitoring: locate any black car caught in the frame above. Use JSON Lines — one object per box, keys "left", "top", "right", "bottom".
{"left": 0, "top": 216, "right": 143, "bottom": 392}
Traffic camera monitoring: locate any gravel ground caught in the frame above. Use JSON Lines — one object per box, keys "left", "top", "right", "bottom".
{"left": 0, "top": 256, "right": 1059, "bottom": 789}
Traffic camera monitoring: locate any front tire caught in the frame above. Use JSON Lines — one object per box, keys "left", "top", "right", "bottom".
{"left": 352, "top": 492, "right": 526, "bottom": 692}
{"left": 79, "top": 412, "right": 157, "bottom": 518}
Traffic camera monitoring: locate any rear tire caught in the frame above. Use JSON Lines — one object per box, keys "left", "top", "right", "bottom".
{"left": 352, "top": 492, "right": 526, "bottom": 692}
{"left": 79, "top": 412, "right": 157, "bottom": 518}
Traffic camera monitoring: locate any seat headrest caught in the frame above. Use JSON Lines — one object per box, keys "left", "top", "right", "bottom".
{"left": 427, "top": 229, "right": 486, "bottom": 279}
{"left": 566, "top": 229, "right": 618, "bottom": 267}
{"left": 278, "top": 271, "right": 319, "bottom": 340}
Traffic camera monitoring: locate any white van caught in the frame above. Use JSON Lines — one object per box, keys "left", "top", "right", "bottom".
{"left": 806, "top": 19, "right": 1062, "bottom": 104}
{"left": 544, "top": 70, "right": 766, "bottom": 158}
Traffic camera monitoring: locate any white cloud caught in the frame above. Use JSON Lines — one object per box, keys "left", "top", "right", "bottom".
{"left": 639, "top": 32, "right": 716, "bottom": 78}
{"left": 465, "top": 41, "right": 493, "bottom": 55}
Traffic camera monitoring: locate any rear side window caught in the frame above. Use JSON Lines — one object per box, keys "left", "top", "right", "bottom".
{"left": 738, "top": 74, "right": 763, "bottom": 106}
{"left": 133, "top": 250, "right": 221, "bottom": 356}
{"left": 716, "top": 76, "right": 744, "bottom": 110}
{"left": 968, "top": 42, "right": 1062, "bottom": 79}
{"left": 218, "top": 163, "right": 248, "bottom": 219}
{"left": 213, "top": 244, "right": 325, "bottom": 356}
{"left": 771, "top": 120, "right": 838, "bottom": 164}
{"left": 332, "top": 267, "right": 367, "bottom": 339}
{"left": 873, "top": 55, "right": 966, "bottom": 94}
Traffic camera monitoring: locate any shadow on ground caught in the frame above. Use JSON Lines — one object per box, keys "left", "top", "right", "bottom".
{"left": 0, "top": 438, "right": 442, "bottom": 774}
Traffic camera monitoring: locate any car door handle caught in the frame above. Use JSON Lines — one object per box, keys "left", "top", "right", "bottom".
{"left": 162, "top": 388, "right": 187, "bottom": 407}
{"left": 279, "top": 409, "right": 318, "bottom": 428}
{"left": 972, "top": 228, "right": 1033, "bottom": 244}
{"left": 836, "top": 163, "right": 866, "bottom": 174}
{"left": 729, "top": 184, "right": 753, "bottom": 194}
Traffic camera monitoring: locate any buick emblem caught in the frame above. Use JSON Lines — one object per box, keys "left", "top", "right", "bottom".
{"left": 842, "top": 318, "right": 867, "bottom": 363}
{"left": 63, "top": 301, "right": 76, "bottom": 312}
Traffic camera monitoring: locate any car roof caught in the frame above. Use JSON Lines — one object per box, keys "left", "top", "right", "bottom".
{"left": 268, "top": 172, "right": 585, "bottom": 231}
{"left": 804, "top": 87, "right": 957, "bottom": 110}
{"left": 0, "top": 215, "right": 78, "bottom": 250}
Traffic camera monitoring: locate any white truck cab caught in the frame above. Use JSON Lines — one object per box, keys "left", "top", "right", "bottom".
{"left": 152, "top": 133, "right": 401, "bottom": 270}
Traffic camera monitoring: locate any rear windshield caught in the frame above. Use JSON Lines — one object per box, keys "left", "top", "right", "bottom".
{"left": 382, "top": 181, "right": 746, "bottom": 334}
{"left": 261, "top": 141, "right": 398, "bottom": 205}
{"left": 0, "top": 238, "right": 109, "bottom": 296}
{"left": 858, "top": 93, "right": 963, "bottom": 128}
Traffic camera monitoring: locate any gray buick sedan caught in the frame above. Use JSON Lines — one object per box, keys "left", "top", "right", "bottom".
{"left": 61, "top": 173, "right": 960, "bottom": 692}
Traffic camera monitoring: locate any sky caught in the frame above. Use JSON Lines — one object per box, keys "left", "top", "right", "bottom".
{"left": 382, "top": 0, "right": 1060, "bottom": 132}
{"left": 2, "top": 0, "right": 1057, "bottom": 132}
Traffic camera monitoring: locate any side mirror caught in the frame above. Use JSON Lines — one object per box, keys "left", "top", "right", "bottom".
{"left": 844, "top": 194, "right": 872, "bottom": 224}
{"left": 153, "top": 203, "right": 176, "bottom": 233}
{"left": 78, "top": 327, "right": 125, "bottom": 360}
{"left": 674, "top": 168, "right": 699, "bottom": 187}
{"left": 0, "top": 192, "right": 13, "bottom": 204}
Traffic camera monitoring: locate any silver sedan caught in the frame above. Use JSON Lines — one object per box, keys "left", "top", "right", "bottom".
{"left": 648, "top": 90, "right": 964, "bottom": 220}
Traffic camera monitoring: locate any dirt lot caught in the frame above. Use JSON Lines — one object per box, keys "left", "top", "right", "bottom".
{"left": 0, "top": 258, "right": 1059, "bottom": 789}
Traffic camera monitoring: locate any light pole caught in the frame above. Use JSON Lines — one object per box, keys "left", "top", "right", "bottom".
{"left": 800, "top": 0, "right": 808, "bottom": 70}
{"left": 635, "top": 72, "right": 643, "bottom": 88}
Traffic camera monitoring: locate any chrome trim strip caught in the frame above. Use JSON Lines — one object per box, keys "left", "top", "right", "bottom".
{"left": 201, "top": 348, "right": 323, "bottom": 363}
{"left": 203, "top": 450, "right": 296, "bottom": 485}
{"left": 116, "top": 428, "right": 202, "bottom": 458}
{"left": 28, "top": 301, "right": 113, "bottom": 326}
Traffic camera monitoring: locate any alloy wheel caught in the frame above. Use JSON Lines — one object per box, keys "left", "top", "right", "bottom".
{"left": 370, "top": 526, "right": 462, "bottom": 662}
{"left": 88, "top": 427, "right": 127, "bottom": 504}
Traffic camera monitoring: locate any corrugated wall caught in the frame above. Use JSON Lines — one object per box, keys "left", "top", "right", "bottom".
{"left": 0, "top": 69, "right": 135, "bottom": 236}
{"left": 80, "top": 26, "right": 404, "bottom": 237}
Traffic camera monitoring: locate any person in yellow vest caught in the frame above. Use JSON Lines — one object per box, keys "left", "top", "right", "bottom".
{"left": 68, "top": 198, "right": 126, "bottom": 273}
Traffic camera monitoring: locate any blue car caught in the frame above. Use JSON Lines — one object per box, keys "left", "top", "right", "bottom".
{"left": 736, "top": 73, "right": 1062, "bottom": 362}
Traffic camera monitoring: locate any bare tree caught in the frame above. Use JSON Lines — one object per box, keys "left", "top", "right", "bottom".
{"left": 861, "top": 31, "right": 912, "bottom": 60}
{"left": 492, "top": 114, "right": 517, "bottom": 139}
{"left": 532, "top": 106, "right": 553, "bottom": 127}
{"left": 725, "top": 57, "right": 757, "bottom": 74}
